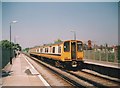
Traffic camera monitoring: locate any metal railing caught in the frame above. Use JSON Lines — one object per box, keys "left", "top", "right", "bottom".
{"left": 84, "top": 49, "right": 119, "bottom": 63}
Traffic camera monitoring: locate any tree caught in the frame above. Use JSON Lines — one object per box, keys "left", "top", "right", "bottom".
{"left": 13, "top": 43, "right": 22, "bottom": 51}
{"left": 0, "top": 40, "right": 22, "bottom": 51}
{"left": 0, "top": 40, "right": 12, "bottom": 49}
{"left": 23, "top": 48, "right": 29, "bottom": 53}
{"left": 54, "top": 39, "right": 62, "bottom": 44}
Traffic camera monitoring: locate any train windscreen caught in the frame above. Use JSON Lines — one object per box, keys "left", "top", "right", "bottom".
{"left": 77, "top": 41, "right": 83, "bottom": 52}
{"left": 64, "top": 41, "right": 70, "bottom": 52}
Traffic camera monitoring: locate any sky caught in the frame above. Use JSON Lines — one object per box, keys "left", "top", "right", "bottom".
{"left": 2, "top": 2, "right": 118, "bottom": 49}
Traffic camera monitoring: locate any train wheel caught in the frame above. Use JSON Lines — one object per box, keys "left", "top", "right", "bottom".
{"left": 41, "top": 57, "right": 44, "bottom": 61}
{"left": 55, "top": 61, "right": 61, "bottom": 68}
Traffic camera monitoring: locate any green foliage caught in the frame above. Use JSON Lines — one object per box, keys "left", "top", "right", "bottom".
{"left": 54, "top": 38, "right": 62, "bottom": 44}
{"left": 0, "top": 40, "right": 12, "bottom": 49}
{"left": 23, "top": 48, "right": 29, "bottom": 53}
{"left": 0, "top": 40, "right": 22, "bottom": 68}
{"left": 0, "top": 40, "right": 22, "bottom": 51}
{"left": 13, "top": 43, "right": 22, "bottom": 51}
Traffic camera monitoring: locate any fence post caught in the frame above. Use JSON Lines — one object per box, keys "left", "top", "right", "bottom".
{"left": 114, "top": 49, "right": 118, "bottom": 63}
{"left": 99, "top": 51, "right": 101, "bottom": 61}
{"left": 106, "top": 49, "right": 108, "bottom": 62}
{"left": 87, "top": 49, "right": 89, "bottom": 59}
{"left": 93, "top": 50, "right": 95, "bottom": 60}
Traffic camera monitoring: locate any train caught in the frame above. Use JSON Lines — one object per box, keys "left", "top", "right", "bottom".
{"left": 29, "top": 40, "right": 84, "bottom": 69}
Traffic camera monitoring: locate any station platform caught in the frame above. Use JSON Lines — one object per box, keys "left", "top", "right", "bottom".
{"left": 1, "top": 53, "right": 50, "bottom": 87}
{"left": 84, "top": 59, "right": 120, "bottom": 69}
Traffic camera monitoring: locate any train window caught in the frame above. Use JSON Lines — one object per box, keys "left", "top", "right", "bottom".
{"left": 58, "top": 46, "right": 61, "bottom": 53}
{"left": 37, "top": 49, "right": 39, "bottom": 52}
{"left": 45, "top": 48, "right": 47, "bottom": 53}
{"left": 77, "top": 41, "right": 83, "bottom": 52}
{"left": 40, "top": 48, "right": 42, "bottom": 53}
{"left": 50, "top": 46, "right": 52, "bottom": 53}
{"left": 53, "top": 47, "right": 55, "bottom": 53}
{"left": 45, "top": 48, "right": 46, "bottom": 52}
{"left": 39, "top": 48, "right": 40, "bottom": 52}
{"left": 47, "top": 48, "right": 48, "bottom": 53}
{"left": 64, "top": 41, "right": 70, "bottom": 52}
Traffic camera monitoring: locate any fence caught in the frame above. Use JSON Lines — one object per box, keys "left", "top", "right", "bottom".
{"left": 0, "top": 47, "right": 2, "bottom": 70}
{"left": 0, "top": 47, "right": 2, "bottom": 82}
{"left": 84, "top": 49, "right": 119, "bottom": 63}
{"left": 0, "top": 47, "right": 15, "bottom": 68}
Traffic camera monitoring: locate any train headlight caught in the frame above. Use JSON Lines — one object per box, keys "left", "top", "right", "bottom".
{"left": 72, "top": 61, "right": 77, "bottom": 67}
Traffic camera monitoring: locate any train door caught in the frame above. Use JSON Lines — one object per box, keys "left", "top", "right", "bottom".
{"left": 71, "top": 41, "right": 76, "bottom": 60}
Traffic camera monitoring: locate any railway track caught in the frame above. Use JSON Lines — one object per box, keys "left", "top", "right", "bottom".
{"left": 66, "top": 71, "right": 120, "bottom": 87}
{"left": 24, "top": 53, "right": 120, "bottom": 87}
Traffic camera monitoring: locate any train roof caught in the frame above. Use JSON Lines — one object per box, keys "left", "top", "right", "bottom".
{"left": 43, "top": 41, "right": 63, "bottom": 46}
{"left": 29, "top": 40, "right": 83, "bottom": 49}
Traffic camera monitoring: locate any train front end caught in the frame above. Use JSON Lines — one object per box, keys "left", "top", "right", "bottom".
{"left": 61, "top": 40, "right": 84, "bottom": 68}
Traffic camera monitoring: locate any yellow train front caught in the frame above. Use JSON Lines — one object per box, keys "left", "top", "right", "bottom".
{"left": 29, "top": 40, "right": 84, "bottom": 69}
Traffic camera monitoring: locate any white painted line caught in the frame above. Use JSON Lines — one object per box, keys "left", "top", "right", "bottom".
{"left": 38, "top": 75, "right": 51, "bottom": 87}
{"left": 29, "top": 68, "right": 39, "bottom": 75}
{"left": 22, "top": 54, "right": 51, "bottom": 87}
{"left": 23, "top": 55, "right": 36, "bottom": 70}
{"left": 24, "top": 55, "right": 39, "bottom": 75}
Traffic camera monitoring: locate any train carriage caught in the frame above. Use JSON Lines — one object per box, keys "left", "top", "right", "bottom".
{"left": 29, "top": 40, "right": 84, "bottom": 69}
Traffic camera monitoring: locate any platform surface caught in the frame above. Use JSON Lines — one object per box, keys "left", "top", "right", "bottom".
{"left": 1, "top": 53, "right": 48, "bottom": 86}
{"left": 84, "top": 59, "right": 120, "bottom": 69}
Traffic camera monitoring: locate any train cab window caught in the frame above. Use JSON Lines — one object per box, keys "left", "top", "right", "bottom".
{"left": 58, "top": 46, "right": 61, "bottom": 53}
{"left": 77, "top": 41, "right": 83, "bottom": 52}
{"left": 64, "top": 41, "right": 70, "bottom": 52}
{"left": 53, "top": 47, "right": 55, "bottom": 53}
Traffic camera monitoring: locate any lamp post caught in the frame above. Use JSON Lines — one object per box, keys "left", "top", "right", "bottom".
{"left": 71, "top": 30, "right": 76, "bottom": 40}
{"left": 10, "top": 21, "right": 18, "bottom": 64}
